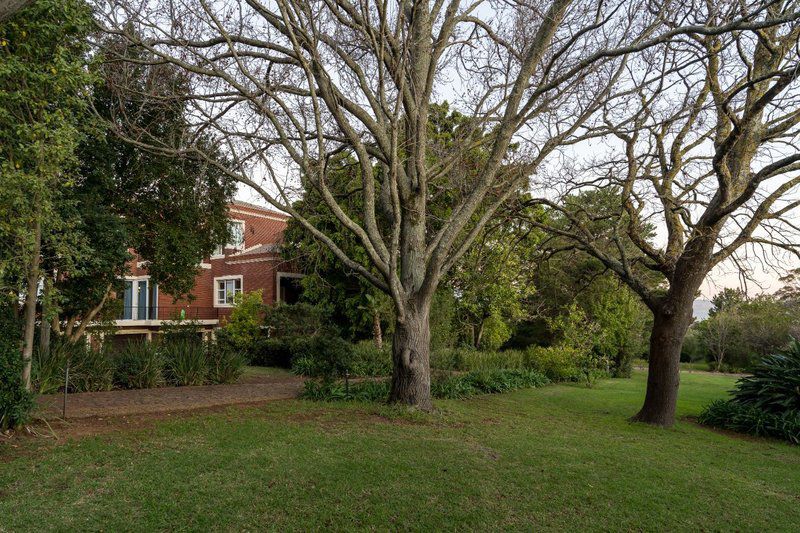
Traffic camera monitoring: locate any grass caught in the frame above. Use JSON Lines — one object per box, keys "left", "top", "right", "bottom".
{"left": 241, "top": 365, "right": 294, "bottom": 379}
{"left": 1, "top": 370, "right": 798, "bottom": 531}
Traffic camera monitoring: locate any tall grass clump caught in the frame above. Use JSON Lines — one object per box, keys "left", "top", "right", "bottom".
{"left": 162, "top": 339, "right": 208, "bottom": 386}
{"left": 206, "top": 341, "right": 247, "bottom": 384}
{"left": 113, "top": 341, "right": 165, "bottom": 389}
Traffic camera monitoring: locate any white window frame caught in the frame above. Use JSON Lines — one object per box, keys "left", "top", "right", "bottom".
{"left": 211, "top": 219, "right": 246, "bottom": 259}
{"left": 228, "top": 219, "right": 245, "bottom": 250}
{"left": 276, "top": 272, "right": 304, "bottom": 303}
{"left": 214, "top": 275, "right": 243, "bottom": 308}
{"left": 121, "top": 276, "right": 157, "bottom": 320}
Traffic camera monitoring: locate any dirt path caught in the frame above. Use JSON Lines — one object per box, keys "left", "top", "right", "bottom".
{"left": 36, "top": 374, "right": 306, "bottom": 420}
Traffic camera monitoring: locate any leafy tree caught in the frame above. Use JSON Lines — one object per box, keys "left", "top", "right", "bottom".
{"left": 709, "top": 288, "right": 746, "bottom": 318}
{"left": 0, "top": 0, "right": 94, "bottom": 389}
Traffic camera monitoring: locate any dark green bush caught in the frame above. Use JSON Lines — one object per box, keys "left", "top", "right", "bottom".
{"left": 0, "top": 309, "right": 34, "bottom": 430}
{"left": 162, "top": 339, "right": 208, "bottom": 386}
{"left": 301, "top": 369, "right": 548, "bottom": 402}
{"left": 523, "top": 345, "right": 580, "bottom": 382}
{"left": 113, "top": 341, "right": 165, "bottom": 389}
{"left": 698, "top": 340, "right": 800, "bottom": 444}
{"left": 290, "top": 336, "right": 354, "bottom": 378}
{"left": 349, "top": 341, "right": 392, "bottom": 376}
{"left": 206, "top": 341, "right": 246, "bottom": 384}
{"left": 698, "top": 399, "right": 800, "bottom": 445}
{"left": 34, "top": 340, "right": 115, "bottom": 393}
{"left": 301, "top": 379, "right": 389, "bottom": 402}
{"left": 730, "top": 339, "right": 800, "bottom": 417}
{"left": 250, "top": 337, "right": 294, "bottom": 367}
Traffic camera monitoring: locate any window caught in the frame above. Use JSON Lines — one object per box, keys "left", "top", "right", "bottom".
{"left": 229, "top": 220, "right": 245, "bottom": 249}
{"left": 121, "top": 278, "right": 158, "bottom": 320}
{"left": 211, "top": 220, "right": 245, "bottom": 257}
{"left": 215, "top": 276, "right": 242, "bottom": 306}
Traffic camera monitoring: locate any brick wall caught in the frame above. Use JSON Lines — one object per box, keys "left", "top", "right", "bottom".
{"left": 123, "top": 201, "right": 299, "bottom": 324}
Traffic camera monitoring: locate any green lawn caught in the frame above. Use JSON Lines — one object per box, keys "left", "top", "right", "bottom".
{"left": 2, "top": 371, "right": 798, "bottom": 531}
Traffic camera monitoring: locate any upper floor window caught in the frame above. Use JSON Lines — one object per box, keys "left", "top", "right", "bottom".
{"left": 212, "top": 220, "right": 245, "bottom": 257}
{"left": 229, "top": 220, "right": 245, "bottom": 249}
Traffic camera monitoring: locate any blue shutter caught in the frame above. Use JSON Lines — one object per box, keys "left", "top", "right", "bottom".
{"left": 137, "top": 280, "right": 148, "bottom": 320}
{"left": 123, "top": 281, "right": 133, "bottom": 320}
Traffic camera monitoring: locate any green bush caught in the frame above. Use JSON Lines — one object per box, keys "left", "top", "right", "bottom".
{"left": 348, "top": 340, "right": 392, "bottom": 376}
{"left": 698, "top": 340, "right": 800, "bottom": 444}
{"left": 113, "top": 341, "right": 165, "bottom": 389}
{"left": 63, "top": 343, "right": 114, "bottom": 393}
{"left": 219, "top": 290, "right": 265, "bottom": 354}
{"left": 0, "top": 309, "right": 34, "bottom": 430}
{"left": 33, "top": 340, "right": 114, "bottom": 393}
{"left": 206, "top": 341, "right": 246, "bottom": 384}
{"left": 162, "top": 339, "right": 208, "bottom": 386}
{"left": 699, "top": 399, "right": 800, "bottom": 444}
{"left": 523, "top": 345, "right": 580, "bottom": 382}
{"left": 730, "top": 339, "right": 800, "bottom": 417}
{"left": 430, "top": 348, "right": 465, "bottom": 371}
{"left": 290, "top": 336, "right": 354, "bottom": 378}
{"left": 301, "top": 379, "right": 389, "bottom": 402}
{"left": 250, "top": 337, "right": 294, "bottom": 367}
{"left": 301, "top": 369, "right": 548, "bottom": 402}
{"left": 460, "top": 349, "right": 526, "bottom": 372}
{"left": 33, "top": 342, "right": 69, "bottom": 394}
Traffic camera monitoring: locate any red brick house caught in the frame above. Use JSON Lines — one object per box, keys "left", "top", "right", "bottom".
{"left": 106, "top": 200, "right": 302, "bottom": 343}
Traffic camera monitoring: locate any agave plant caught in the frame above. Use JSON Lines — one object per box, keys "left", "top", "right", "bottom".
{"left": 731, "top": 338, "right": 800, "bottom": 417}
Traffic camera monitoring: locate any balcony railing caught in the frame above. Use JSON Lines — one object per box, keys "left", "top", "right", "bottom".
{"left": 117, "top": 306, "right": 229, "bottom": 321}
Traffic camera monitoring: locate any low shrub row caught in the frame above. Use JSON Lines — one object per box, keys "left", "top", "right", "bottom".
{"left": 431, "top": 345, "right": 596, "bottom": 384}
{"left": 33, "top": 339, "right": 245, "bottom": 394}
{"left": 698, "top": 400, "right": 800, "bottom": 444}
{"left": 300, "top": 369, "right": 549, "bottom": 403}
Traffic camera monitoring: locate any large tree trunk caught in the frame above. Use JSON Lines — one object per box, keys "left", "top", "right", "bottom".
{"left": 21, "top": 216, "right": 42, "bottom": 391}
{"left": 632, "top": 295, "right": 694, "bottom": 427}
{"left": 389, "top": 303, "right": 432, "bottom": 410}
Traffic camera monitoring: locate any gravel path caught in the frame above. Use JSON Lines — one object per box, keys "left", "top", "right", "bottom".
{"left": 36, "top": 374, "right": 306, "bottom": 419}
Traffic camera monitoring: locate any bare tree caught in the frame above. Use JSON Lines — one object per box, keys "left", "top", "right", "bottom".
{"left": 93, "top": 0, "right": 794, "bottom": 410}
{"left": 531, "top": 1, "right": 800, "bottom": 425}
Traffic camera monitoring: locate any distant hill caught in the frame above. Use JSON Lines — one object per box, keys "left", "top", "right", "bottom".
{"left": 693, "top": 299, "right": 713, "bottom": 320}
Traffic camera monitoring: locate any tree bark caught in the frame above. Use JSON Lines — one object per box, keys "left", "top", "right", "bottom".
{"left": 21, "top": 216, "right": 42, "bottom": 392}
{"left": 39, "top": 275, "right": 52, "bottom": 356}
{"left": 372, "top": 311, "right": 382, "bottom": 350}
{"left": 388, "top": 303, "right": 432, "bottom": 410}
{"left": 631, "top": 301, "right": 693, "bottom": 427}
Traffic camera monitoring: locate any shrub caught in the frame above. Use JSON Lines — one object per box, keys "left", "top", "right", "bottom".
{"left": 219, "top": 290, "right": 265, "bottom": 353}
{"left": 290, "top": 336, "right": 354, "bottom": 378}
{"left": 33, "top": 342, "right": 69, "bottom": 395}
{"left": 265, "top": 303, "right": 334, "bottom": 338}
{"left": 206, "top": 341, "right": 246, "bottom": 384}
{"left": 349, "top": 340, "right": 392, "bottom": 376}
{"left": 430, "top": 348, "right": 465, "bottom": 371}
{"left": 698, "top": 340, "right": 800, "bottom": 444}
{"left": 459, "top": 349, "right": 526, "bottom": 372}
{"left": 523, "top": 345, "right": 580, "bottom": 382}
{"left": 251, "top": 337, "right": 294, "bottom": 367}
{"left": 301, "top": 369, "right": 548, "bottom": 402}
{"left": 730, "top": 339, "right": 800, "bottom": 417}
{"left": 0, "top": 309, "right": 34, "bottom": 430}
{"left": 63, "top": 343, "right": 114, "bottom": 393}
{"left": 113, "top": 341, "right": 165, "bottom": 389}
{"left": 301, "top": 379, "right": 389, "bottom": 402}
{"left": 699, "top": 399, "right": 800, "bottom": 445}
{"left": 162, "top": 339, "right": 208, "bottom": 386}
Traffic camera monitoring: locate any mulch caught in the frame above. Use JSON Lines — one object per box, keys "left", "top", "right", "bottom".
{"left": 35, "top": 373, "right": 306, "bottom": 420}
